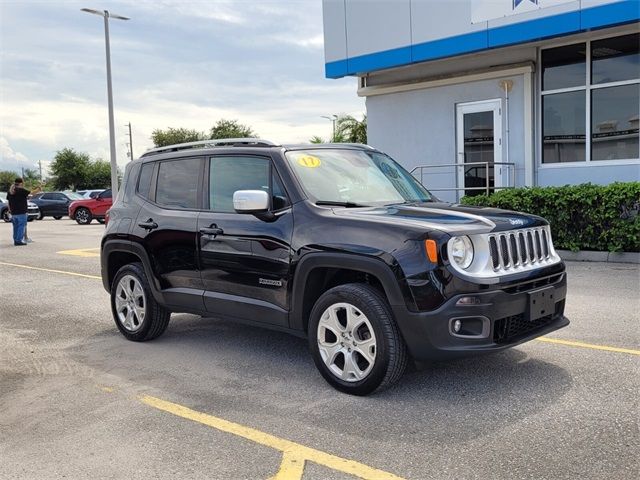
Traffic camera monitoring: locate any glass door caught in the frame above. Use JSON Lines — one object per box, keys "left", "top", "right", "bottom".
{"left": 456, "top": 99, "right": 503, "bottom": 198}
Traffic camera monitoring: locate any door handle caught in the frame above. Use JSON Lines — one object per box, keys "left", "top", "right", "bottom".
{"left": 138, "top": 219, "right": 158, "bottom": 231}
{"left": 200, "top": 225, "right": 223, "bottom": 236}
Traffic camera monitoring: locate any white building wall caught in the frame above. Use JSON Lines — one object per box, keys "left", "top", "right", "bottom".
{"left": 367, "top": 75, "right": 526, "bottom": 202}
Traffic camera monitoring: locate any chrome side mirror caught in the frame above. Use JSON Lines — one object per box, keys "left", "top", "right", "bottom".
{"left": 233, "top": 190, "right": 269, "bottom": 213}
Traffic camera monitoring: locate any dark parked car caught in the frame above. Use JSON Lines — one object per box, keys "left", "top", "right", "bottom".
{"left": 30, "top": 191, "right": 83, "bottom": 220}
{"left": 101, "top": 139, "right": 569, "bottom": 395}
{"left": 1, "top": 192, "right": 39, "bottom": 222}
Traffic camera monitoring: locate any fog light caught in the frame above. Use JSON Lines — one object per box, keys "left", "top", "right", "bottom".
{"left": 453, "top": 319, "right": 462, "bottom": 333}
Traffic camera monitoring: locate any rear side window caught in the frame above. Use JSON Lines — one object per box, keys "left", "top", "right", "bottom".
{"left": 137, "top": 163, "right": 154, "bottom": 199}
{"left": 155, "top": 158, "right": 201, "bottom": 209}
{"left": 209, "top": 156, "right": 288, "bottom": 213}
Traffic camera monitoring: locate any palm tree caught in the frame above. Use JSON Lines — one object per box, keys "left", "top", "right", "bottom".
{"left": 335, "top": 114, "right": 367, "bottom": 144}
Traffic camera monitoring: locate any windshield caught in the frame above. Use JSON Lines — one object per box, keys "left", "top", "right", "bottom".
{"left": 66, "top": 192, "right": 84, "bottom": 200}
{"left": 285, "top": 149, "right": 432, "bottom": 206}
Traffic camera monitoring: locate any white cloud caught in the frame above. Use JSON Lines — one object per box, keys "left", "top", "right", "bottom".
{"left": 0, "top": 0, "right": 364, "bottom": 168}
{"left": 0, "top": 137, "right": 32, "bottom": 173}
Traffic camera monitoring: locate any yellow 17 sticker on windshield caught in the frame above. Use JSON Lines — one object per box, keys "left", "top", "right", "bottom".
{"left": 297, "top": 155, "right": 321, "bottom": 168}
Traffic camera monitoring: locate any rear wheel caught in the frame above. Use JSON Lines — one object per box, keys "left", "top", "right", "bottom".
{"left": 97, "top": 218, "right": 105, "bottom": 224}
{"left": 111, "top": 262, "right": 171, "bottom": 341}
{"left": 74, "top": 207, "right": 92, "bottom": 225}
{"left": 308, "top": 283, "right": 408, "bottom": 395}
{"left": 53, "top": 215, "right": 62, "bottom": 220}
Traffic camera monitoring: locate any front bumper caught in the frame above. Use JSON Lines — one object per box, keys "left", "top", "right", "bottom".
{"left": 27, "top": 208, "right": 39, "bottom": 220}
{"left": 392, "top": 272, "right": 568, "bottom": 362}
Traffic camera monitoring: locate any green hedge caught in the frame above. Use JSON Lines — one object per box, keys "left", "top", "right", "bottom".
{"left": 460, "top": 182, "right": 640, "bottom": 252}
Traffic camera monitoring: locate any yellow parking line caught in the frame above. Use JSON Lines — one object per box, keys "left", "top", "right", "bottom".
{"left": 0, "top": 261, "right": 101, "bottom": 280}
{"left": 536, "top": 337, "right": 640, "bottom": 356}
{"left": 57, "top": 247, "right": 100, "bottom": 257}
{"left": 140, "top": 395, "right": 405, "bottom": 480}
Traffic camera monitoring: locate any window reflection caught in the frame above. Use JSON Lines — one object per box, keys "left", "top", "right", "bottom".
{"left": 542, "top": 43, "right": 586, "bottom": 91}
{"left": 543, "top": 91, "right": 586, "bottom": 163}
{"left": 592, "top": 33, "right": 640, "bottom": 85}
{"left": 591, "top": 85, "right": 640, "bottom": 161}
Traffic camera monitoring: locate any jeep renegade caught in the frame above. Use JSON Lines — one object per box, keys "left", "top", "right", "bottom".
{"left": 101, "top": 139, "right": 569, "bottom": 395}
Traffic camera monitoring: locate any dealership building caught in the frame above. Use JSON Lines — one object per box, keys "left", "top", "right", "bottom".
{"left": 322, "top": 0, "right": 639, "bottom": 201}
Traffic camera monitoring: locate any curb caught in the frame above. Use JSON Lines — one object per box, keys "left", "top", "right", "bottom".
{"left": 558, "top": 250, "right": 640, "bottom": 264}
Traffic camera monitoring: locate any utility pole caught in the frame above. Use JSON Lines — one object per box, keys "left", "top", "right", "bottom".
{"left": 126, "top": 122, "right": 133, "bottom": 160}
{"left": 38, "top": 160, "right": 43, "bottom": 181}
{"left": 21, "top": 166, "right": 25, "bottom": 178}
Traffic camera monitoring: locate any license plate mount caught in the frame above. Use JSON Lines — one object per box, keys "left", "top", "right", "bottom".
{"left": 528, "top": 286, "right": 556, "bottom": 321}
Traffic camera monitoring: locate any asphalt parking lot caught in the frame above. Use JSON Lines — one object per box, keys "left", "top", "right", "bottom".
{"left": 1, "top": 219, "right": 638, "bottom": 480}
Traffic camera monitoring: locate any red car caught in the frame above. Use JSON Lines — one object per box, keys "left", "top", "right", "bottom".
{"left": 69, "top": 189, "right": 112, "bottom": 224}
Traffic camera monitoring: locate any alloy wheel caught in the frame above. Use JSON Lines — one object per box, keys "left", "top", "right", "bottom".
{"left": 316, "top": 302, "right": 377, "bottom": 382}
{"left": 114, "top": 275, "right": 146, "bottom": 332}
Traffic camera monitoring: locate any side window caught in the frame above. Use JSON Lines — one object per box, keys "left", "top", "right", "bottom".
{"left": 137, "top": 163, "right": 154, "bottom": 199}
{"left": 99, "top": 189, "right": 112, "bottom": 199}
{"left": 53, "top": 193, "right": 66, "bottom": 201}
{"left": 209, "top": 156, "right": 276, "bottom": 213}
{"left": 42, "top": 193, "right": 53, "bottom": 200}
{"left": 155, "top": 158, "right": 201, "bottom": 209}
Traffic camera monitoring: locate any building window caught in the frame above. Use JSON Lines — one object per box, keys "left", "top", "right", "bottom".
{"left": 541, "top": 33, "right": 639, "bottom": 164}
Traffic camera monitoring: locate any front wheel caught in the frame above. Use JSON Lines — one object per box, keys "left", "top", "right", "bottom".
{"left": 308, "top": 283, "right": 408, "bottom": 395}
{"left": 2, "top": 210, "right": 11, "bottom": 222}
{"left": 37, "top": 211, "right": 44, "bottom": 220}
{"left": 111, "top": 262, "right": 171, "bottom": 341}
{"left": 74, "top": 208, "right": 92, "bottom": 225}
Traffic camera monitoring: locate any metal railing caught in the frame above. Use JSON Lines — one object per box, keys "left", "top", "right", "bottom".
{"left": 411, "top": 162, "right": 516, "bottom": 197}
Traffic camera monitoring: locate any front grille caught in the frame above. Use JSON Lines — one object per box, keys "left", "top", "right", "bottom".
{"left": 493, "top": 301, "right": 564, "bottom": 344}
{"left": 488, "top": 226, "right": 554, "bottom": 273}
{"left": 503, "top": 273, "right": 564, "bottom": 294}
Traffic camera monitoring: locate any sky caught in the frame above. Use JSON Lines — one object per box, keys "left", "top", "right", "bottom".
{"left": 0, "top": 0, "right": 364, "bottom": 176}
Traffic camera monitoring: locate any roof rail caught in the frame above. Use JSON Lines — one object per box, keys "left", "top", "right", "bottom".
{"left": 141, "top": 138, "right": 277, "bottom": 157}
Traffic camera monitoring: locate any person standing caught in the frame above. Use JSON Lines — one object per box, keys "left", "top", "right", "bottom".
{"left": 7, "top": 178, "right": 42, "bottom": 246}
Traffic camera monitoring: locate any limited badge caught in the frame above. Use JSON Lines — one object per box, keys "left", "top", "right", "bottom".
{"left": 297, "top": 155, "right": 321, "bottom": 168}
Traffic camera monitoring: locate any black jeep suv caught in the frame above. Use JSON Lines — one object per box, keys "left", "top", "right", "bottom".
{"left": 101, "top": 139, "right": 568, "bottom": 395}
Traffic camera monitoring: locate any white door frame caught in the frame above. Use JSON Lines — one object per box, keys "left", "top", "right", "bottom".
{"left": 456, "top": 99, "right": 503, "bottom": 198}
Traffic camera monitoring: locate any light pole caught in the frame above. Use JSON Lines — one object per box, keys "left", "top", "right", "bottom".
{"left": 321, "top": 115, "right": 338, "bottom": 142}
{"left": 81, "top": 8, "right": 129, "bottom": 199}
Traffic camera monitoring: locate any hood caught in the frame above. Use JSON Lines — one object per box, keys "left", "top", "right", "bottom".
{"left": 331, "top": 202, "right": 547, "bottom": 235}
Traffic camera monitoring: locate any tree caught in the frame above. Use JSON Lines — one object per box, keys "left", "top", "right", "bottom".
{"left": 0, "top": 170, "right": 18, "bottom": 192}
{"left": 209, "top": 119, "right": 256, "bottom": 139}
{"left": 49, "top": 148, "right": 91, "bottom": 190}
{"left": 151, "top": 127, "right": 204, "bottom": 147}
{"left": 335, "top": 114, "right": 367, "bottom": 144}
{"left": 309, "top": 135, "right": 325, "bottom": 144}
{"left": 83, "top": 160, "right": 112, "bottom": 189}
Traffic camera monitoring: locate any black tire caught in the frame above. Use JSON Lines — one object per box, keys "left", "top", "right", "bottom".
{"left": 110, "top": 262, "right": 171, "bottom": 342}
{"left": 2, "top": 210, "right": 11, "bottom": 222}
{"left": 53, "top": 215, "right": 62, "bottom": 220}
{"left": 27, "top": 217, "right": 34, "bottom": 222}
{"left": 97, "top": 218, "right": 105, "bottom": 224}
{"left": 74, "top": 207, "right": 92, "bottom": 225}
{"left": 308, "top": 283, "right": 408, "bottom": 395}
{"left": 37, "top": 211, "right": 44, "bottom": 220}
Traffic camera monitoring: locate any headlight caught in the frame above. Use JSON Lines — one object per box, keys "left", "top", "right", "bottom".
{"left": 450, "top": 236, "right": 474, "bottom": 269}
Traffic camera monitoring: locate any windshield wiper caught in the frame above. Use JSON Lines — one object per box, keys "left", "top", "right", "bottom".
{"left": 315, "top": 200, "right": 368, "bottom": 208}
